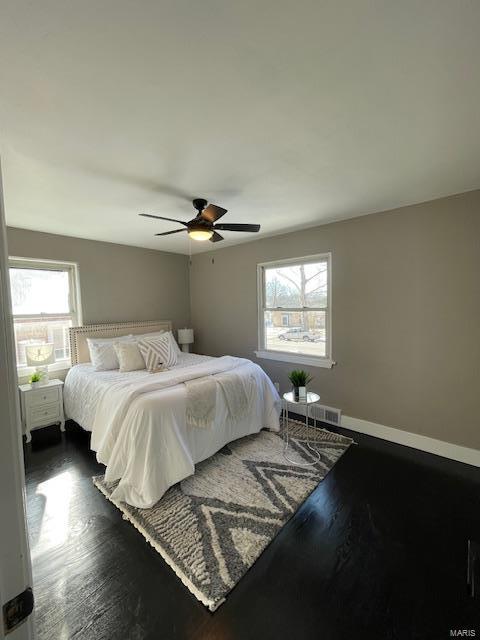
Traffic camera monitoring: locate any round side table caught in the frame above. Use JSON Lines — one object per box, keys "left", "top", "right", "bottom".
{"left": 282, "top": 391, "right": 321, "bottom": 466}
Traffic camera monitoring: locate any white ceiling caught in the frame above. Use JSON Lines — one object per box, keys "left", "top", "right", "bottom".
{"left": 1, "top": 1, "right": 480, "bottom": 255}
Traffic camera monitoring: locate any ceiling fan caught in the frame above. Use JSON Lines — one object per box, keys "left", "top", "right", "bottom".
{"left": 139, "top": 198, "right": 261, "bottom": 242}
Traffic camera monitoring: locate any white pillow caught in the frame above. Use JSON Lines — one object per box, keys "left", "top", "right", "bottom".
{"left": 138, "top": 334, "right": 178, "bottom": 372}
{"left": 87, "top": 335, "right": 133, "bottom": 371}
{"left": 114, "top": 341, "right": 146, "bottom": 372}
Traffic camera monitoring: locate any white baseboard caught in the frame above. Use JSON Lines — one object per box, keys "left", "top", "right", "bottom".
{"left": 284, "top": 402, "right": 480, "bottom": 467}
{"left": 341, "top": 415, "right": 480, "bottom": 468}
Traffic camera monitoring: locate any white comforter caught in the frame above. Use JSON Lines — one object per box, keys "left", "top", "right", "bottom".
{"left": 64, "top": 353, "right": 280, "bottom": 507}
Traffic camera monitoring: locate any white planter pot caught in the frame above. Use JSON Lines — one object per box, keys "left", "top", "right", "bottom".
{"left": 298, "top": 386, "right": 307, "bottom": 401}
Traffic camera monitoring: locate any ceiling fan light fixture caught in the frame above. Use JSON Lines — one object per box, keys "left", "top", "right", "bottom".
{"left": 140, "top": 198, "right": 260, "bottom": 243}
{"left": 188, "top": 227, "right": 213, "bottom": 241}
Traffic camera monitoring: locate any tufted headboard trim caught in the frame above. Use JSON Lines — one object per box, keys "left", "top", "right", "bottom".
{"left": 69, "top": 319, "right": 173, "bottom": 365}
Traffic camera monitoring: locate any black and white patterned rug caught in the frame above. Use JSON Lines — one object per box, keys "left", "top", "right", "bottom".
{"left": 93, "top": 421, "right": 352, "bottom": 611}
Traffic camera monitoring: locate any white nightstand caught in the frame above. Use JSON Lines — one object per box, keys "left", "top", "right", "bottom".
{"left": 19, "top": 379, "right": 65, "bottom": 443}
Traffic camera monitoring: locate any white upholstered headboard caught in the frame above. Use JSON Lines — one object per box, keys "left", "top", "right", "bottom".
{"left": 69, "top": 319, "right": 173, "bottom": 365}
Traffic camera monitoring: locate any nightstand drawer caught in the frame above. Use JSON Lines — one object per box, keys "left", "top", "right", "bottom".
{"left": 28, "top": 402, "right": 61, "bottom": 426}
{"left": 25, "top": 387, "right": 60, "bottom": 408}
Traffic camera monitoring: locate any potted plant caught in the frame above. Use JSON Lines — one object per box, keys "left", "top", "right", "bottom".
{"left": 29, "top": 371, "right": 44, "bottom": 389}
{"left": 288, "top": 369, "right": 313, "bottom": 402}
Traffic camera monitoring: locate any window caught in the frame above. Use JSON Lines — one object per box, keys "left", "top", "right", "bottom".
{"left": 9, "top": 258, "right": 82, "bottom": 373}
{"left": 256, "top": 253, "right": 333, "bottom": 368}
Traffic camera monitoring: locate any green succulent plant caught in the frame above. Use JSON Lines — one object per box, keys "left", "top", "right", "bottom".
{"left": 288, "top": 369, "right": 313, "bottom": 387}
{"left": 29, "top": 371, "right": 44, "bottom": 384}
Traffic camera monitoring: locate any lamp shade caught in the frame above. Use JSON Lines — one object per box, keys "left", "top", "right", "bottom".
{"left": 25, "top": 343, "right": 55, "bottom": 367}
{"left": 177, "top": 329, "right": 194, "bottom": 345}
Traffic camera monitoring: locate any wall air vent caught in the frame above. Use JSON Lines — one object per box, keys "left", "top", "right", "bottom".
{"left": 324, "top": 408, "right": 341, "bottom": 425}
{"left": 287, "top": 401, "right": 342, "bottom": 426}
{"left": 310, "top": 404, "right": 341, "bottom": 426}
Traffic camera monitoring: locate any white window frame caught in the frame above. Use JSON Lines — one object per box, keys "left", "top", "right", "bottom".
{"left": 9, "top": 256, "right": 82, "bottom": 377}
{"left": 255, "top": 253, "right": 334, "bottom": 368}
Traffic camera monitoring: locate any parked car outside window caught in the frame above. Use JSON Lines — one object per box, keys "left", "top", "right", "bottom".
{"left": 278, "top": 327, "right": 322, "bottom": 342}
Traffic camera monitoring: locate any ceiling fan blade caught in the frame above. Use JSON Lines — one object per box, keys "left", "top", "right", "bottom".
{"left": 214, "top": 223, "right": 260, "bottom": 232}
{"left": 210, "top": 231, "right": 224, "bottom": 243}
{"left": 140, "top": 214, "right": 188, "bottom": 226}
{"left": 154, "top": 229, "right": 187, "bottom": 236}
{"left": 201, "top": 204, "right": 228, "bottom": 223}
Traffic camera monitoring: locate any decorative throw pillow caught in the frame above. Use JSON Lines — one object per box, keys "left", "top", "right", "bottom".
{"left": 114, "top": 341, "right": 146, "bottom": 372}
{"left": 134, "top": 330, "right": 166, "bottom": 341}
{"left": 138, "top": 334, "right": 177, "bottom": 372}
{"left": 166, "top": 331, "right": 182, "bottom": 356}
{"left": 134, "top": 330, "right": 181, "bottom": 355}
{"left": 87, "top": 335, "right": 133, "bottom": 371}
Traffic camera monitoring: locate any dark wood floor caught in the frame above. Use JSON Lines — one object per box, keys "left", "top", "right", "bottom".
{"left": 24, "top": 420, "right": 480, "bottom": 640}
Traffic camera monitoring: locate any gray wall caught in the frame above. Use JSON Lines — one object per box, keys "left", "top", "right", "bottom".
{"left": 8, "top": 191, "right": 480, "bottom": 451}
{"left": 190, "top": 190, "right": 480, "bottom": 450}
{"left": 7, "top": 228, "right": 190, "bottom": 329}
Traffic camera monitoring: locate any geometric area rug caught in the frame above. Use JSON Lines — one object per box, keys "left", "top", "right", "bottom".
{"left": 93, "top": 421, "right": 352, "bottom": 611}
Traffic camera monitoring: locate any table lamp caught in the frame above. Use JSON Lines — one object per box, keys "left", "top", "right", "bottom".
{"left": 25, "top": 343, "right": 55, "bottom": 384}
{"left": 177, "top": 329, "right": 194, "bottom": 353}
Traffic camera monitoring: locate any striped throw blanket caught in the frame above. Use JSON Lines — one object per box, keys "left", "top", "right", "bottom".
{"left": 216, "top": 371, "right": 254, "bottom": 420}
{"left": 184, "top": 376, "right": 217, "bottom": 429}
{"left": 185, "top": 371, "right": 255, "bottom": 429}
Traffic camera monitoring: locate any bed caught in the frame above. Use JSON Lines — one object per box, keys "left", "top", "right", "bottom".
{"left": 64, "top": 320, "right": 281, "bottom": 508}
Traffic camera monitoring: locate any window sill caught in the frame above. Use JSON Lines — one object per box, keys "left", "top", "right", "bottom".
{"left": 254, "top": 350, "right": 335, "bottom": 368}
{"left": 16, "top": 360, "right": 72, "bottom": 383}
